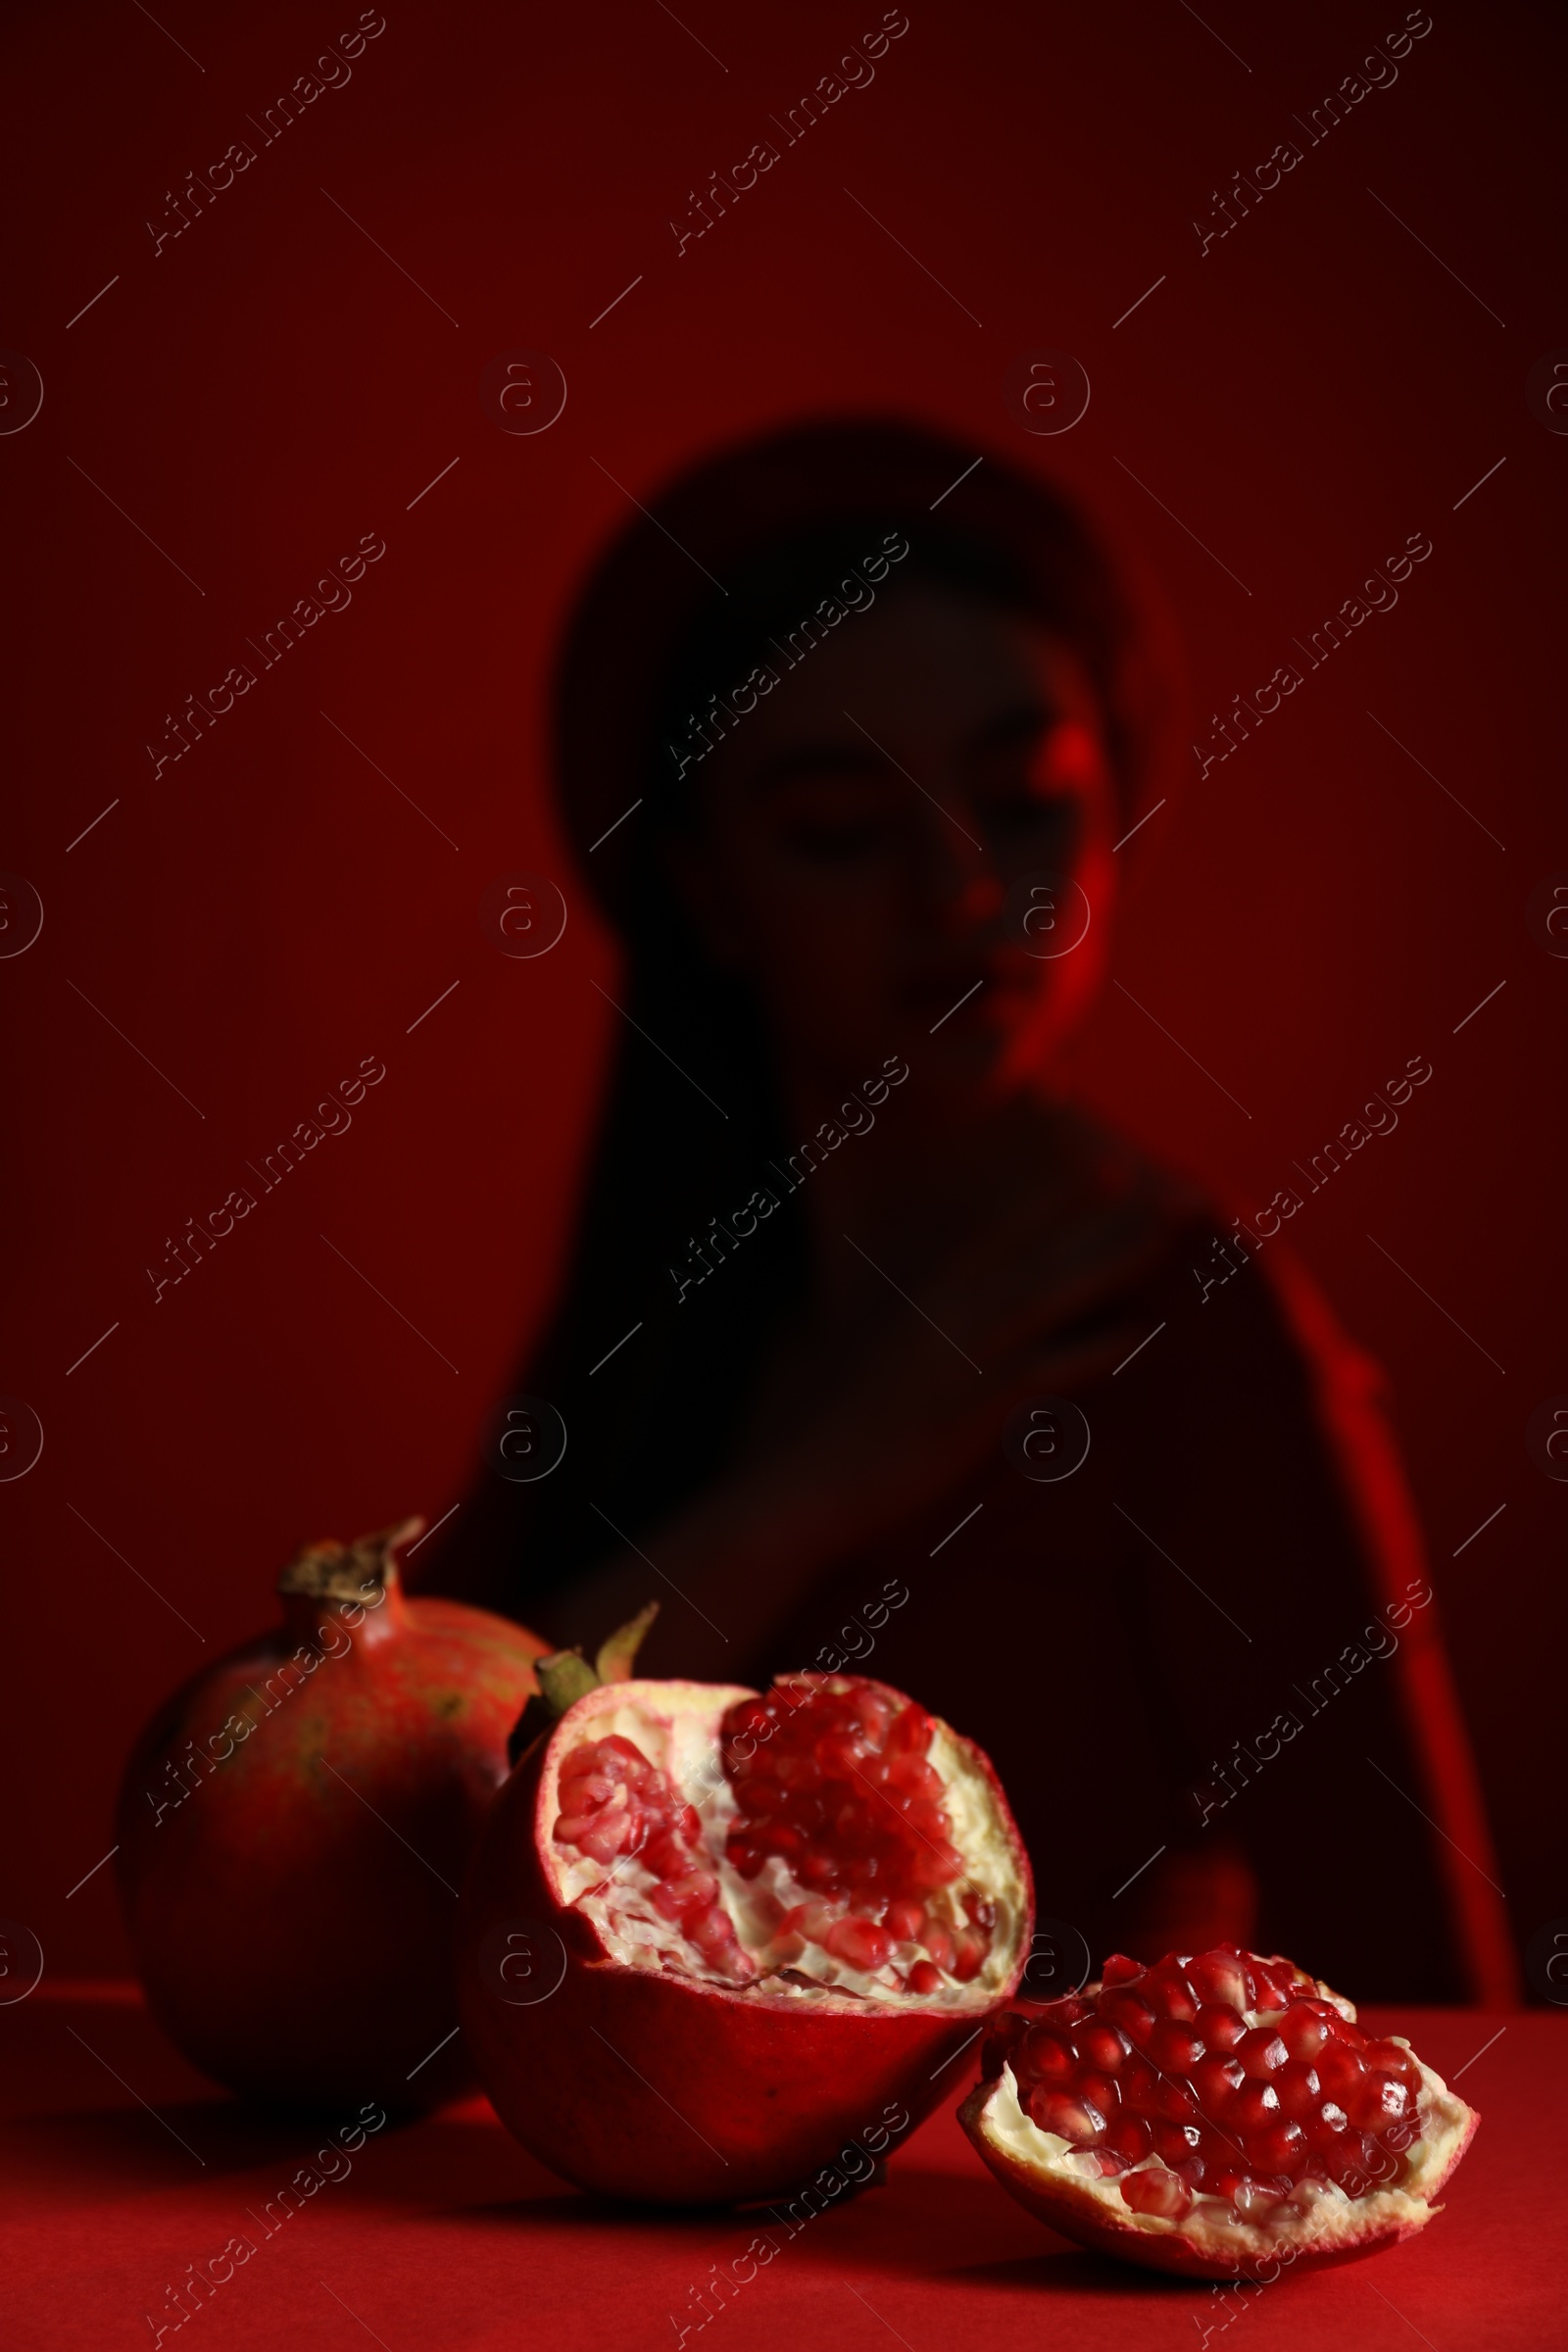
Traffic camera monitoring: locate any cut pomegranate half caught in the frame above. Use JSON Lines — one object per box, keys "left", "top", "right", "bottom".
{"left": 458, "top": 1670, "right": 1031, "bottom": 2203}
{"left": 960, "top": 1944, "right": 1479, "bottom": 2278}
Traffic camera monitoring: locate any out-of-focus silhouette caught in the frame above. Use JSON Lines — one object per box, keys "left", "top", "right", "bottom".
{"left": 431, "top": 418, "right": 1515, "bottom": 2006}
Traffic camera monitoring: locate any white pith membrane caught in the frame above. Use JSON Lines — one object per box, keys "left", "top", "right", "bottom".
{"left": 544, "top": 1679, "right": 1027, "bottom": 2009}
{"left": 971, "top": 1966, "right": 1476, "bottom": 2259}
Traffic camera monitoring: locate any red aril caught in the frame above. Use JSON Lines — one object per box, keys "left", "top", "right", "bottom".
{"left": 116, "top": 1519, "right": 547, "bottom": 2110}
{"left": 1196, "top": 2002, "right": 1248, "bottom": 2052}
{"left": 962, "top": 1942, "right": 1479, "bottom": 2279}
{"left": 457, "top": 1654, "right": 1031, "bottom": 2202}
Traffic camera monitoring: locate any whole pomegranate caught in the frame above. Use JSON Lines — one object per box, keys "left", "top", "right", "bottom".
{"left": 117, "top": 1517, "right": 548, "bottom": 2111}
{"left": 961, "top": 1942, "right": 1479, "bottom": 2278}
{"left": 457, "top": 1642, "right": 1033, "bottom": 2203}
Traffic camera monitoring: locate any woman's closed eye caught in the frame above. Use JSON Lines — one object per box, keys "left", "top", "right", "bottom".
{"left": 772, "top": 774, "right": 905, "bottom": 859}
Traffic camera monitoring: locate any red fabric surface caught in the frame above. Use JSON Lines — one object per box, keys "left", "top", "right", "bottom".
{"left": 5, "top": 1986, "right": 1560, "bottom": 2351}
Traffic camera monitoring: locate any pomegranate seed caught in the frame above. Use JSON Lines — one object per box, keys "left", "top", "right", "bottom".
{"left": 1150, "top": 2075, "right": 1199, "bottom": 2124}
{"left": 1143, "top": 1960, "right": 1199, "bottom": 2022}
{"left": 1275, "top": 2060, "right": 1322, "bottom": 2119}
{"left": 1231, "top": 2176, "right": 1290, "bottom": 2218}
{"left": 1366, "top": 2038, "right": 1423, "bottom": 2095}
{"left": 923, "top": 1927, "right": 956, "bottom": 1972}
{"left": 1120, "top": 2167, "right": 1192, "bottom": 2218}
{"left": 1195, "top": 2002, "right": 1247, "bottom": 2052}
{"left": 1187, "top": 1947, "right": 1253, "bottom": 2012}
{"left": 1243, "top": 2118, "right": 1306, "bottom": 2177}
{"left": 1074, "top": 2022, "right": 1129, "bottom": 2074}
{"left": 1028, "top": 2089, "right": 1107, "bottom": 2144}
{"left": 641, "top": 1830, "right": 688, "bottom": 1878}
{"left": 1364, "top": 2034, "right": 1408, "bottom": 2069}
{"left": 1189, "top": 2054, "right": 1246, "bottom": 2109}
{"left": 825, "top": 1915, "right": 894, "bottom": 1972}
{"left": 1306, "top": 2104, "right": 1350, "bottom": 2158}
{"left": 907, "top": 1960, "right": 943, "bottom": 1995}
{"left": 952, "top": 1931, "right": 986, "bottom": 1983}
{"left": 1194, "top": 2126, "right": 1240, "bottom": 2183}
{"left": 907, "top": 1843, "right": 966, "bottom": 1892}
{"left": 688, "top": 1903, "right": 736, "bottom": 1955}
{"left": 888, "top": 1703, "right": 933, "bottom": 1754}
{"left": 1148, "top": 2019, "right": 1204, "bottom": 2074}
{"left": 1323, "top": 2130, "right": 1381, "bottom": 2190}
{"left": 1076, "top": 2069, "right": 1121, "bottom": 2118}
{"left": 672, "top": 1870, "right": 718, "bottom": 1908}
{"left": 1316, "top": 2041, "right": 1366, "bottom": 2103}
{"left": 1227, "top": 2081, "right": 1282, "bottom": 2135}
{"left": 1120, "top": 2053, "right": 1158, "bottom": 2103}
{"left": 1349, "top": 2072, "right": 1413, "bottom": 2132}
{"left": 1102, "top": 1954, "right": 1145, "bottom": 1986}
{"left": 884, "top": 1899, "right": 924, "bottom": 1942}
{"left": 1017, "top": 2027, "right": 1074, "bottom": 2086}
{"left": 1236, "top": 2027, "right": 1288, "bottom": 2078}
{"left": 1277, "top": 2005, "right": 1328, "bottom": 2061}
{"left": 1150, "top": 2119, "right": 1201, "bottom": 2164}
{"left": 1100, "top": 1989, "right": 1157, "bottom": 2047}
{"left": 1106, "top": 2113, "right": 1152, "bottom": 2162}
{"left": 576, "top": 1811, "right": 633, "bottom": 1863}
{"left": 1250, "top": 1964, "right": 1295, "bottom": 2011}
{"left": 569, "top": 1775, "right": 618, "bottom": 1807}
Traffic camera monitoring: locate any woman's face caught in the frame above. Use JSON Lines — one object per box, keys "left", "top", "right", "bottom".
{"left": 671, "top": 581, "right": 1120, "bottom": 1111}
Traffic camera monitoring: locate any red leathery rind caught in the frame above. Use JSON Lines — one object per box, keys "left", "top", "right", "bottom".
{"left": 456, "top": 1674, "right": 1033, "bottom": 2204}
{"left": 116, "top": 1523, "right": 548, "bottom": 2111}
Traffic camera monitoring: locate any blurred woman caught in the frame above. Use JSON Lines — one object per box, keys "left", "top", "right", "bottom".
{"left": 432, "top": 418, "right": 1513, "bottom": 2006}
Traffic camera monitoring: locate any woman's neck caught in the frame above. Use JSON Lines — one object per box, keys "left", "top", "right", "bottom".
{"left": 777, "top": 1064, "right": 1072, "bottom": 1278}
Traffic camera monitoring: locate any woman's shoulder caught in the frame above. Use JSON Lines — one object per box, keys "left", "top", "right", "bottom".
{"left": 1035, "top": 1098, "right": 1389, "bottom": 1402}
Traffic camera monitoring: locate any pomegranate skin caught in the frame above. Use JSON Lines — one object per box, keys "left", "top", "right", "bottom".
{"left": 456, "top": 1675, "right": 1034, "bottom": 2204}
{"left": 116, "top": 1520, "right": 548, "bottom": 2113}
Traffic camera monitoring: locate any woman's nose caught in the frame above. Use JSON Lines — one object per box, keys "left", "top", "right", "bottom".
{"left": 915, "top": 810, "right": 1003, "bottom": 929}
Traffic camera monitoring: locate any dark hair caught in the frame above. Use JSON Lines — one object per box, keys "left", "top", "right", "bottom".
{"left": 430, "top": 417, "right": 1174, "bottom": 1617}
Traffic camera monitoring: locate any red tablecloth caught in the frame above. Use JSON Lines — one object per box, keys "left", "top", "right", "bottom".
{"left": 4, "top": 1986, "right": 1561, "bottom": 2351}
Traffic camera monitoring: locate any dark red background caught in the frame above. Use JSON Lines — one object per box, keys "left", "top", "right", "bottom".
{"left": 2, "top": 0, "right": 1563, "bottom": 1984}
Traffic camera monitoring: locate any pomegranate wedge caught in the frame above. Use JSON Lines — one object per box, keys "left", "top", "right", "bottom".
{"left": 458, "top": 1669, "right": 1032, "bottom": 2202}
{"left": 960, "top": 1944, "right": 1479, "bottom": 2278}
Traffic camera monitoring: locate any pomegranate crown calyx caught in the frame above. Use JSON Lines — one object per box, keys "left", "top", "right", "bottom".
{"left": 276, "top": 1514, "right": 426, "bottom": 1605}
{"left": 506, "top": 1601, "right": 659, "bottom": 1768}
